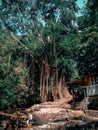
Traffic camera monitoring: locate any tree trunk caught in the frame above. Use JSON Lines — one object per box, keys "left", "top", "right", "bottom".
{"left": 40, "top": 67, "right": 71, "bottom": 102}
{"left": 40, "top": 63, "right": 43, "bottom": 99}
{"left": 39, "top": 29, "right": 71, "bottom": 102}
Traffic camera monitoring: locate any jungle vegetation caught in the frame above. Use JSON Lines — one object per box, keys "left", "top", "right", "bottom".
{"left": 0, "top": 0, "right": 98, "bottom": 109}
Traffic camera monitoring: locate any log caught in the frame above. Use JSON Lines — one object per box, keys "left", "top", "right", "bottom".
{"left": 0, "top": 112, "right": 26, "bottom": 119}
{"left": 84, "top": 115, "right": 98, "bottom": 121}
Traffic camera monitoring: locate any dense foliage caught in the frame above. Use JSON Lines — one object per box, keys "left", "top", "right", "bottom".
{"left": 0, "top": 31, "right": 19, "bottom": 109}
{"left": 1, "top": 0, "right": 78, "bottom": 35}
{"left": 77, "top": 26, "right": 98, "bottom": 76}
{"left": 0, "top": 31, "right": 39, "bottom": 109}
{"left": 77, "top": 0, "right": 98, "bottom": 76}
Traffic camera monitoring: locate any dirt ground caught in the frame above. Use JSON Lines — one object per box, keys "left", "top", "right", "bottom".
{"left": 1, "top": 97, "right": 98, "bottom": 130}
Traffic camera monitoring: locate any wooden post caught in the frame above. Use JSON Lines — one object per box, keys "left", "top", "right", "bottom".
{"left": 84, "top": 87, "right": 88, "bottom": 110}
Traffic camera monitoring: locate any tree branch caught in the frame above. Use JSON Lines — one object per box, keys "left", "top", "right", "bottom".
{"left": 11, "top": 33, "right": 33, "bottom": 58}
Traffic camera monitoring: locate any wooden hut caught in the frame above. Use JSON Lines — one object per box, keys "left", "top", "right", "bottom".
{"left": 66, "top": 74, "right": 98, "bottom": 109}
{"left": 66, "top": 73, "right": 98, "bottom": 100}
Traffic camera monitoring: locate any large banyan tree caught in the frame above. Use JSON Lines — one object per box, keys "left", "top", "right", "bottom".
{"left": 1, "top": 0, "right": 79, "bottom": 103}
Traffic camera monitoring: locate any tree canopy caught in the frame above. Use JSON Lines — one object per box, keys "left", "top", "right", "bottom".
{"left": 1, "top": 0, "right": 78, "bottom": 35}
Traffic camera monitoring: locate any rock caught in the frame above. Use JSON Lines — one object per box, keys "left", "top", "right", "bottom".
{"left": 0, "top": 120, "right": 8, "bottom": 130}
{"left": 32, "top": 116, "right": 43, "bottom": 125}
